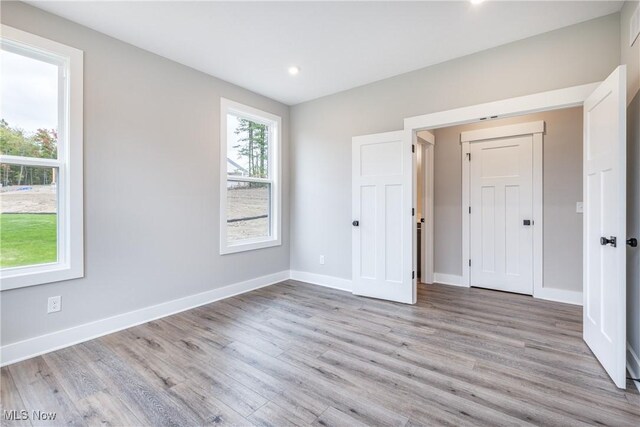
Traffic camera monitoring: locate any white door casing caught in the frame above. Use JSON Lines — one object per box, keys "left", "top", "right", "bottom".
{"left": 416, "top": 130, "right": 435, "bottom": 284}
{"left": 462, "top": 121, "right": 544, "bottom": 295}
{"left": 423, "top": 142, "right": 435, "bottom": 284}
{"left": 352, "top": 130, "right": 415, "bottom": 304}
{"left": 583, "top": 65, "right": 627, "bottom": 389}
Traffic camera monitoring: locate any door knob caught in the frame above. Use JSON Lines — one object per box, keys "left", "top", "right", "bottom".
{"left": 352, "top": 220, "right": 359, "bottom": 227}
{"left": 627, "top": 238, "right": 638, "bottom": 247}
{"left": 600, "top": 236, "right": 617, "bottom": 247}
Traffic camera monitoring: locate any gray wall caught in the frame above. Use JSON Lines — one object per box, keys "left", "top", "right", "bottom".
{"left": 621, "top": 1, "right": 640, "bottom": 374}
{"left": 433, "top": 108, "right": 583, "bottom": 291}
{"left": 0, "top": 2, "right": 290, "bottom": 346}
{"left": 290, "top": 13, "right": 621, "bottom": 284}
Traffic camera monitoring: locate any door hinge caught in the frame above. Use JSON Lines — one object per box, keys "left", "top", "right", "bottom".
{"left": 412, "top": 271, "right": 415, "bottom": 279}
{"left": 466, "top": 153, "right": 471, "bottom": 161}
{"left": 412, "top": 144, "right": 415, "bottom": 153}
{"left": 469, "top": 259, "right": 471, "bottom": 267}
{"left": 412, "top": 208, "right": 415, "bottom": 216}
{"left": 469, "top": 206, "right": 471, "bottom": 214}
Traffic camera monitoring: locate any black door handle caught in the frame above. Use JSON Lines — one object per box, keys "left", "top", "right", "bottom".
{"left": 600, "top": 236, "right": 617, "bottom": 247}
{"left": 523, "top": 219, "right": 532, "bottom": 226}
{"left": 352, "top": 220, "right": 359, "bottom": 227}
{"left": 627, "top": 238, "right": 638, "bottom": 247}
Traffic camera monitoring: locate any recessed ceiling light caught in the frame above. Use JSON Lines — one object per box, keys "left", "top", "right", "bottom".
{"left": 288, "top": 66, "right": 300, "bottom": 76}
{"left": 471, "top": 0, "right": 485, "bottom": 4}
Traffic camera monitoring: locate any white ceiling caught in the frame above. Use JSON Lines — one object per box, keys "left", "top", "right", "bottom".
{"left": 27, "top": 1, "right": 623, "bottom": 105}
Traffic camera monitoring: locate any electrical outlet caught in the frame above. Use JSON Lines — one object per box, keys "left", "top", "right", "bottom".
{"left": 47, "top": 296, "right": 61, "bottom": 313}
{"left": 319, "top": 255, "right": 325, "bottom": 265}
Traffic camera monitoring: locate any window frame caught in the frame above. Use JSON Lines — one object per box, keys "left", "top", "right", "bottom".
{"left": 0, "top": 25, "right": 84, "bottom": 290}
{"left": 220, "top": 98, "right": 281, "bottom": 254}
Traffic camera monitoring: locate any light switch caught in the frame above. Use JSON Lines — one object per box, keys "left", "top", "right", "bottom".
{"left": 576, "top": 202, "right": 584, "bottom": 214}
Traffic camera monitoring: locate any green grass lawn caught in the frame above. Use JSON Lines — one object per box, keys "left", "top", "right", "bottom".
{"left": 0, "top": 214, "right": 57, "bottom": 268}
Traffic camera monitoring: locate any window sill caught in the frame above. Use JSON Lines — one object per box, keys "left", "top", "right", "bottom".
{"left": 220, "top": 238, "right": 281, "bottom": 255}
{"left": 0, "top": 263, "right": 84, "bottom": 291}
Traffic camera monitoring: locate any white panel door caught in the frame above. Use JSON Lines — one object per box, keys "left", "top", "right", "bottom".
{"left": 583, "top": 66, "right": 626, "bottom": 389}
{"left": 352, "top": 130, "right": 415, "bottom": 304}
{"left": 470, "top": 135, "right": 534, "bottom": 295}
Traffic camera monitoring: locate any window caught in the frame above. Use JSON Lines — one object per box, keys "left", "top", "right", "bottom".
{"left": 220, "top": 98, "right": 281, "bottom": 254}
{"left": 0, "top": 25, "right": 83, "bottom": 290}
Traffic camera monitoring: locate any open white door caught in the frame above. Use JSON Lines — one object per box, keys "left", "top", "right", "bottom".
{"left": 583, "top": 65, "right": 627, "bottom": 388}
{"left": 352, "top": 130, "right": 415, "bottom": 304}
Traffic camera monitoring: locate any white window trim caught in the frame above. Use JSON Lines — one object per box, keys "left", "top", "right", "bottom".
{"left": 0, "top": 25, "right": 84, "bottom": 291}
{"left": 219, "top": 98, "right": 281, "bottom": 254}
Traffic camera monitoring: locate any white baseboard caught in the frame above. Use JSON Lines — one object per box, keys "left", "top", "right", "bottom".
{"left": 432, "top": 272, "right": 466, "bottom": 287}
{"left": 0, "top": 268, "right": 591, "bottom": 367}
{"left": 289, "top": 270, "right": 352, "bottom": 292}
{"left": 534, "top": 287, "right": 582, "bottom": 306}
{"left": 0, "top": 270, "right": 289, "bottom": 367}
{"left": 430, "top": 273, "right": 582, "bottom": 306}
{"left": 627, "top": 342, "right": 640, "bottom": 392}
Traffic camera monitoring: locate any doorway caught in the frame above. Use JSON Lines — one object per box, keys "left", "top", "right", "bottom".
{"left": 404, "top": 68, "right": 628, "bottom": 389}
{"left": 407, "top": 83, "right": 598, "bottom": 300}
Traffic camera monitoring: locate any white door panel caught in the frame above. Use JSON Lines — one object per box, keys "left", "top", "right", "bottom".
{"left": 583, "top": 65, "right": 626, "bottom": 389}
{"left": 470, "top": 135, "right": 534, "bottom": 295}
{"left": 352, "top": 130, "right": 414, "bottom": 304}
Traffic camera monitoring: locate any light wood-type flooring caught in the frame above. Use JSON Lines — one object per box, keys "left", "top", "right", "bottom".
{"left": 2, "top": 281, "right": 639, "bottom": 426}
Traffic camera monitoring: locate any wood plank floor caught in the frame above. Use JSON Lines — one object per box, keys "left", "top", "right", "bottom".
{"left": 2, "top": 281, "right": 639, "bottom": 426}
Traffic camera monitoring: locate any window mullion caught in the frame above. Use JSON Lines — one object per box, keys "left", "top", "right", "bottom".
{"left": 226, "top": 176, "right": 271, "bottom": 184}
{"left": 0, "top": 155, "right": 63, "bottom": 168}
